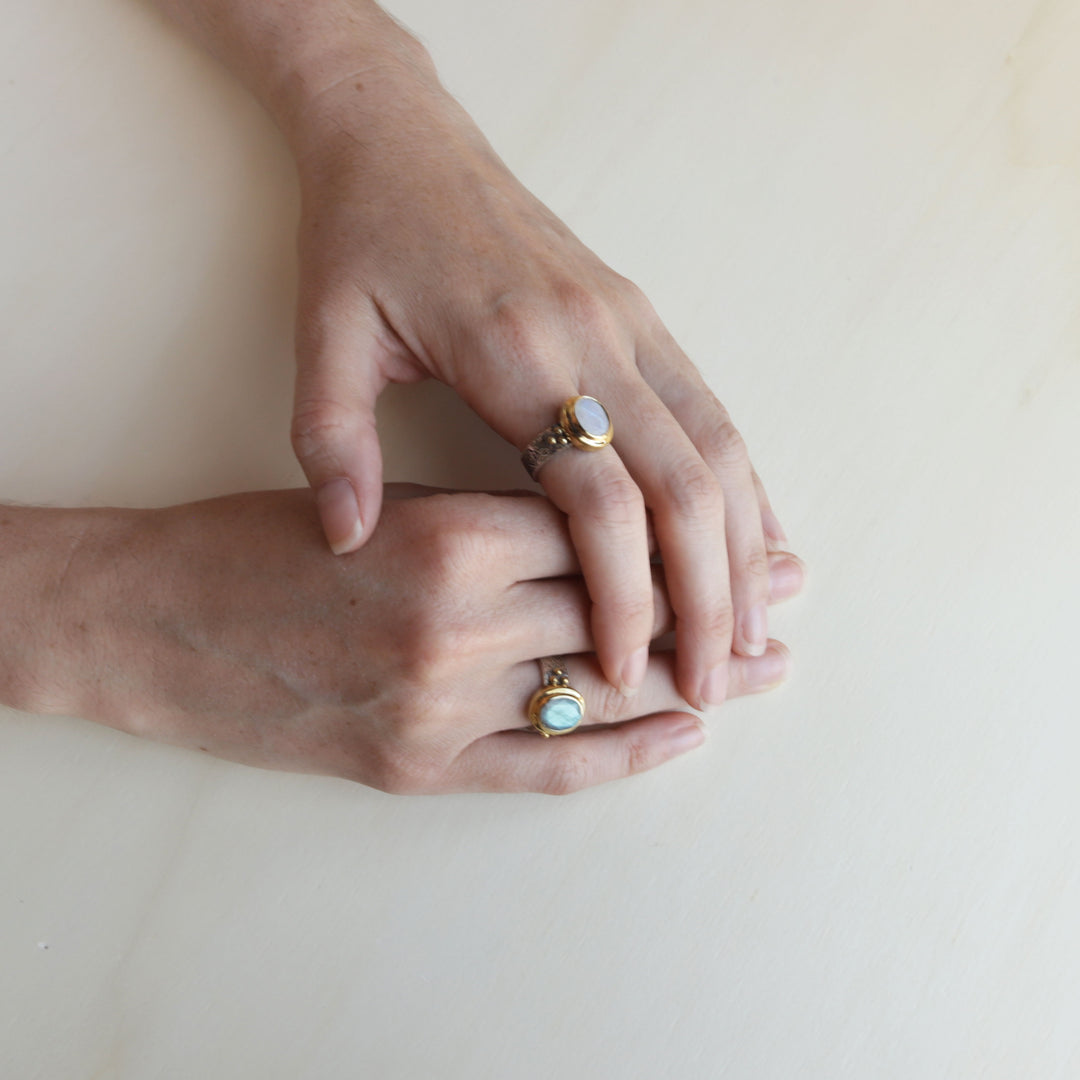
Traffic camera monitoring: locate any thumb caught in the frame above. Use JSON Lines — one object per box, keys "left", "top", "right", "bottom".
{"left": 292, "top": 313, "right": 388, "bottom": 555}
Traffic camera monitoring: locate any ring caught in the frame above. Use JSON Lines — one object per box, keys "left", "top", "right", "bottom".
{"left": 528, "top": 656, "right": 586, "bottom": 737}
{"left": 521, "top": 395, "right": 613, "bottom": 480}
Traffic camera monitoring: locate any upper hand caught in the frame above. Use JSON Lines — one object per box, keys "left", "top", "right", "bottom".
{"left": 287, "top": 50, "right": 790, "bottom": 711}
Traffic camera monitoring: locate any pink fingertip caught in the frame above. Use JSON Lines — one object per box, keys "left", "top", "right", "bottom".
{"left": 768, "top": 555, "right": 805, "bottom": 602}
{"left": 619, "top": 645, "right": 649, "bottom": 698}
{"left": 701, "top": 662, "right": 729, "bottom": 708}
{"left": 667, "top": 721, "right": 707, "bottom": 755}
{"left": 738, "top": 602, "right": 768, "bottom": 657}
{"left": 317, "top": 478, "right": 364, "bottom": 555}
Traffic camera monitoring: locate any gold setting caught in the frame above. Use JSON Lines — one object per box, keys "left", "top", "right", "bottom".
{"left": 528, "top": 659, "right": 586, "bottom": 737}
{"left": 558, "top": 395, "right": 613, "bottom": 451}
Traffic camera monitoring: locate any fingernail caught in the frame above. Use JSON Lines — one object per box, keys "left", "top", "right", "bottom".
{"left": 316, "top": 478, "right": 364, "bottom": 555}
{"left": 748, "top": 643, "right": 791, "bottom": 690}
{"left": 701, "top": 662, "right": 728, "bottom": 708}
{"left": 768, "top": 555, "right": 805, "bottom": 602}
{"left": 761, "top": 507, "right": 788, "bottom": 545}
{"left": 667, "top": 720, "right": 707, "bottom": 755}
{"left": 619, "top": 646, "right": 649, "bottom": 698}
{"left": 738, "top": 602, "right": 768, "bottom": 657}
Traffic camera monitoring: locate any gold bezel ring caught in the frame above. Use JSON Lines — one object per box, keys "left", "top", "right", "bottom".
{"left": 528, "top": 684, "right": 587, "bottom": 737}
{"left": 558, "top": 395, "right": 613, "bottom": 451}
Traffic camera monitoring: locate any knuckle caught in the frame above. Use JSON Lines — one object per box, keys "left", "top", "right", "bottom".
{"left": 613, "top": 276, "right": 657, "bottom": 321}
{"left": 407, "top": 498, "right": 499, "bottom": 586}
{"left": 399, "top": 610, "right": 479, "bottom": 685}
{"left": 553, "top": 280, "right": 613, "bottom": 335}
{"left": 624, "top": 735, "right": 657, "bottom": 778}
{"left": 607, "top": 592, "right": 654, "bottom": 632}
{"left": 488, "top": 295, "right": 547, "bottom": 359}
{"left": 350, "top": 707, "right": 451, "bottom": 795}
{"left": 578, "top": 471, "right": 645, "bottom": 529}
{"left": 295, "top": 301, "right": 343, "bottom": 355}
{"left": 663, "top": 461, "right": 724, "bottom": 521}
{"left": 290, "top": 399, "right": 355, "bottom": 464}
{"left": 541, "top": 750, "right": 594, "bottom": 796}
{"left": 698, "top": 602, "right": 736, "bottom": 644}
{"left": 428, "top": 523, "right": 497, "bottom": 588}
{"left": 698, "top": 417, "right": 748, "bottom": 472}
{"left": 737, "top": 545, "right": 770, "bottom": 583}
{"left": 386, "top": 508, "right": 500, "bottom": 678}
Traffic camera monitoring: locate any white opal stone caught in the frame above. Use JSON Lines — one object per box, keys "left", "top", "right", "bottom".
{"left": 573, "top": 396, "right": 610, "bottom": 438}
{"left": 540, "top": 695, "right": 583, "bottom": 732}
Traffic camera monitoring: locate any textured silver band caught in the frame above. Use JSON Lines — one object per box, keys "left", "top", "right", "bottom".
{"left": 522, "top": 396, "right": 614, "bottom": 482}
{"left": 521, "top": 424, "right": 574, "bottom": 480}
{"left": 538, "top": 656, "right": 571, "bottom": 688}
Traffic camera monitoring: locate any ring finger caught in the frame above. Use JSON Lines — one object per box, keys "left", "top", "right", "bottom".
{"left": 445, "top": 643, "right": 791, "bottom": 792}
{"left": 498, "top": 641, "right": 791, "bottom": 737}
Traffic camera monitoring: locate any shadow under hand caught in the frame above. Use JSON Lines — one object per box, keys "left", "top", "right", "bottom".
{"left": 377, "top": 381, "right": 535, "bottom": 494}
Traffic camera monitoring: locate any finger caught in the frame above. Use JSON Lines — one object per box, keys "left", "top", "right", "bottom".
{"left": 632, "top": 348, "right": 773, "bottom": 664}
{"left": 767, "top": 552, "right": 805, "bottom": 603}
{"left": 381, "top": 490, "right": 582, "bottom": 585}
{"left": 504, "top": 552, "right": 802, "bottom": 664}
{"left": 595, "top": 376, "right": 734, "bottom": 709}
{"left": 442, "top": 639, "right": 790, "bottom": 794}
{"left": 484, "top": 492, "right": 658, "bottom": 583}
{"left": 449, "top": 714, "right": 705, "bottom": 794}
{"left": 393, "top": 485, "right": 795, "bottom": 652}
{"left": 381, "top": 486, "right": 650, "bottom": 580}
{"left": 536, "top": 447, "right": 654, "bottom": 697}
{"left": 504, "top": 570, "right": 675, "bottom": 661}
{"left": 453, "top": 643, "right": 786, "bottom": 792}
{"left": 501, "top": 642, "right": 790, "bottom": 734}
{"left": 751, "top": 467, "right": 788, "bottom": 551}
{"left": 711, "top": 438, "right": 772, "bottom": 658}
{"left": 293, "top": 300, "right": 390, "bottom": 555}
{"left": 449, "top": 345, "right": 656, "bottom": 696}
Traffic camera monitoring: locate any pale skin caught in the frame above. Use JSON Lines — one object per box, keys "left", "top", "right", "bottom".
{"left": 0, "top": 1, "right": 805, "bottom": 794}
{"left": 0, "top": 489, "right": 803, "bottom": 794}
{"left": 146, "top": 0, "right": 794, "bottom": 710}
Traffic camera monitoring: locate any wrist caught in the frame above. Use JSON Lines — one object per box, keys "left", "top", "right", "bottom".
{"left": 284, "top": 27, "right": 452, "bottom": 175}
{"left": 0, "top": 505, "right": 126, "bottom": 717}
{"left": 231, "top": 1, "right": 441, "bottom": 154}
{"left": 153, "top": 0, "right": 440, "bottom": 153}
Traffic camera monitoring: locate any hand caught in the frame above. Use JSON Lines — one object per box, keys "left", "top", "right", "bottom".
{"left": 46, "top": 488, "right": 801, "bottom": 794}
{"left": 286, "top": 44, "right": 790, "bottom": 714}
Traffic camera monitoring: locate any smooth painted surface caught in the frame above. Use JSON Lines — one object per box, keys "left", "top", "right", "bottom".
{"left": 2, "top": 1, "right": 1078, "bottom": 1076}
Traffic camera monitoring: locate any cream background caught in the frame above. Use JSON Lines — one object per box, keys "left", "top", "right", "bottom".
{"left": 2, "top": 0, "right": 1079, "bottom": 1076}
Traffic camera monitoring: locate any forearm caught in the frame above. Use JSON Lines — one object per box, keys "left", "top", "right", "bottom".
{"left": 147, "top": 0, "right": 438, "bottom": 148}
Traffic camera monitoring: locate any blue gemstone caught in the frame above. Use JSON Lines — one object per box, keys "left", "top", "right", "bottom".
{"left": 540, "top": 695, "right": 583, "bottom": 732}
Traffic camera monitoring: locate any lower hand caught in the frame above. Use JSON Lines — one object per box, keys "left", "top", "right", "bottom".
{"left": 49, "top": 488, "right": 800, "bottom": 794}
